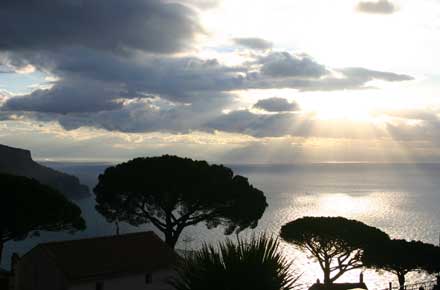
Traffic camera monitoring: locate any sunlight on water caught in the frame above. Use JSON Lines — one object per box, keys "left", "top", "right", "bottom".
{"left": 299, "top": 193, "right": 376, "bottom": 216}
{"left": 176, "top": 186, "right": 437, "bottom": 290}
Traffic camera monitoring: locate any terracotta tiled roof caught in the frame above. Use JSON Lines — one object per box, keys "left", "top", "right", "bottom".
{"left": 37, "top": 231, "right": 178, "bottom": 282}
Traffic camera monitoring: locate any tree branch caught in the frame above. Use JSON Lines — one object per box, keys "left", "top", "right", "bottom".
{"left": 139, "top": 204, "right": 166, "bottom": 231}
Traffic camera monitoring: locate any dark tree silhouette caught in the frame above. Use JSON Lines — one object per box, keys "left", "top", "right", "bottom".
{"left": 280, "top": 216, "right": 389, "bottom": 284}
{"left": 363, "top": 239, "right": 440, "bottom": 288}
{"left": 94, "top": 155, "right": 268, "bottom": 248}
{"left": 169, "top": 234, "right": 300, "bottom": 290}
{"left": 0, "top": 173, "right": 86, "bottom": 264}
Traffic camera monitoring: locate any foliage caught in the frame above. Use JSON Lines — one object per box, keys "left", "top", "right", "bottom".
{"left": 94, "top": 155, "right": 267, "bottom": 248}
{"left": 170, "top": 234, "right": 300, "bottom": 290}
{"left": 362, "top": 239, "right": 440, "bottom": 287}
{"left": 0, "top": 173, "right": 86, "bottom": 263}
{"left": 280, "top": 216, "right": 389, "bottom": 284}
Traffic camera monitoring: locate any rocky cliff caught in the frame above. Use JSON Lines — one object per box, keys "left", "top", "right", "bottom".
{"left": 0, "top": 144, "right": 90, "bottom": 199}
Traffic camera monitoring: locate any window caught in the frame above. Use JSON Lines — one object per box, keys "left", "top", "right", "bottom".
{"left": 145, "top": 273, "right": 152, "bottom": 284}
{"left": 96, "top": 282, "right": 104, "bottom": 290}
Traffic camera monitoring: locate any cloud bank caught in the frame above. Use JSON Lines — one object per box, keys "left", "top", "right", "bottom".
{"left": 0, "top": 0, "right": 414, "bottom": 142}
{"left": 253, "top": 98, "right": 299, "bottom": 112}
{"left": 0, "top": 0, "right": 202, "bottom": 54}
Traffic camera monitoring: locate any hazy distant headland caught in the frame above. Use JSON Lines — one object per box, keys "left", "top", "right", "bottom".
{"left": 0, "top": 144, "right": 90, "bottom": 199}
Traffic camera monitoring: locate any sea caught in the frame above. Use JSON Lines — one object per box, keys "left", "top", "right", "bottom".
{"left": 4, "top": 163, "right": 440, "bottom": 289}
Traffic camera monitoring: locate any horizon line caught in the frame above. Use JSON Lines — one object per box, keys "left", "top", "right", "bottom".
{"left": 36, "top": 159, "right": 440, "bottom": 166}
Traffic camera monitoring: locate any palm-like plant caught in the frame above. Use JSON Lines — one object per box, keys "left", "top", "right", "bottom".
{"left": 170, "top": 234, "right": 300, "bottom": 290}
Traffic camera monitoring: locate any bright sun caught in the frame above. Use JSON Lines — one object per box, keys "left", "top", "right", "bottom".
{"left": 311, "top": 100, "right": 374, "bottom": 122}
{"left": 297, "top": 88, "right": 416, "bottom": 123}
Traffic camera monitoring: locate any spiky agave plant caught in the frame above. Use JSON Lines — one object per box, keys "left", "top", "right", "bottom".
{"left": 169, "top": 234, "right": 300, "bottom": 290}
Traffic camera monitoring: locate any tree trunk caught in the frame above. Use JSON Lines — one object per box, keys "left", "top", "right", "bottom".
{"left": 324, "top": 260, "right": 331, "bottom": 285}
{"left": 164, "top": 215, "right": 186, "bottom": 249}
{"left": 164, "top": 214, "right": 178, "bottom": 249}
{"left": 165, "top": 230, "right": 178, "bottom": 248}
{"left": 398, "top": 273, "right": 405, "bottom": 290}
{"left": 324, "top": 271, "right": 331, "bottom": 285}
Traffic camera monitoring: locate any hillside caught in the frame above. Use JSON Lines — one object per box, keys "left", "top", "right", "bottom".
{"left": 0, "top": 144, "right": 90, "bottom": 199}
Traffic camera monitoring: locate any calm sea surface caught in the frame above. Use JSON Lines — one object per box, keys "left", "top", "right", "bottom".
{"left": 5, "top": 163, "right": 440, "bottom": 289}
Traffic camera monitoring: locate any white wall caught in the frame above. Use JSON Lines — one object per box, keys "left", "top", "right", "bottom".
{"left": 70, "top": 269, "right": 176, "bottom": 290}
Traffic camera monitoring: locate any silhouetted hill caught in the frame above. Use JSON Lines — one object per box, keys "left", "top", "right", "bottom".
{"left": 0, "top": 144, "right": 90, "bottom": 199}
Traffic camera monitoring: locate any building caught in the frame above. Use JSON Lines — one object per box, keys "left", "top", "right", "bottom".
{"left": 308, "top": 273, "right": 368, "bottom": 290}
{"left": 0, "top": 267, "right": 11, "bottom": 290}
{"left": 309, "top": 283, "right": 368, "bottom": 290}
{"left": 15, "top": 231, "right": 179, "bottom": 290}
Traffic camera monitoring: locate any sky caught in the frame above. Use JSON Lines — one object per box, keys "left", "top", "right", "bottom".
{"left": 1, "top": 0, "right": 440, "bottom": 163}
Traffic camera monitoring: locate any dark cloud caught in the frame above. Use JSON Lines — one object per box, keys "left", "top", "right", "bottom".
{"left": 0, "top": 0, "right": 201, "bottom": 54}
{"left": 204, "top": 110, "right": 313, "bottom": 137}
{"left": 1, "top": 49, "right": 414, "bottom": 134}
{"left": 3, "top": 104, "right": 393, "bottom": 140}
{"left": 23, "top": 96, "right": 231, "bottom": 133}
{"left": 233, "top": 38, "right": 273, "bottom": 51}
{"left": 2, "top": 48, "right": 242, "bottom": 113}
{"left": 56, "top": 102, "right": 198, "bottom": 133}
{"left": 1, "top": 49, "right": 414, "bottom": 133}
{"left": 245, "top": 61, "right": 413, "bottom": 92}
{"left": 253, "top": 97, "right": 299, "bottom": 112}
{"left": 258, "top": 52, "right": 328, "bottom": 78}
{"left": 356, "top": 0, "right": 397, "bottom": 14}
{"left": 4, "top": 81, "right": 123, "bottom": 114}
